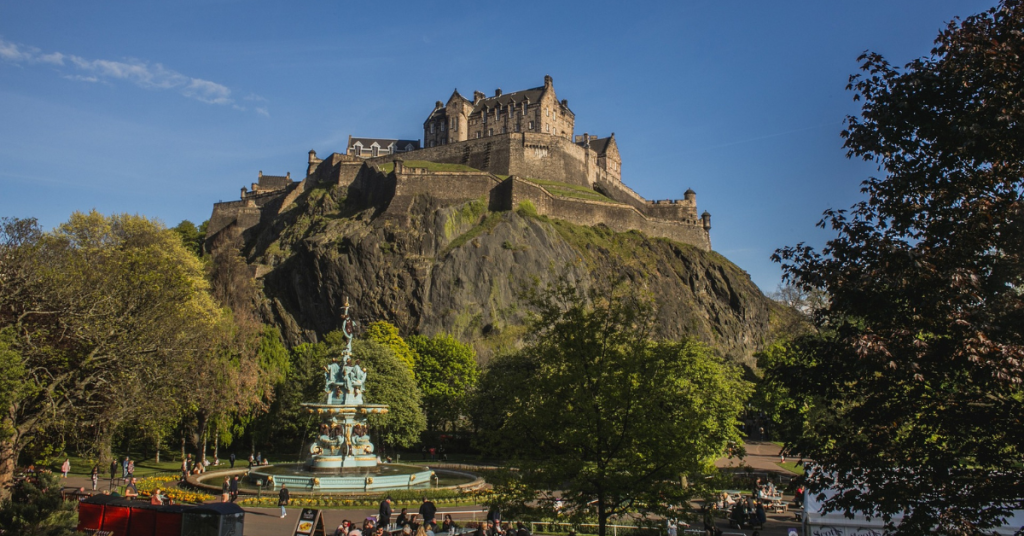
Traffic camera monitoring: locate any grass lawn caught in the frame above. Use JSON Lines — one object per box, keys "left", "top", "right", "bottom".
{"left": 379, "top": 160, "right": 480, "bottom": 173}
{"left": 777, "top": 461, "right": 805, "bottom": 476}
{"left": 58, "top": 455, "right": 183, "bottom": 477}
{"left": 522, "top": 178, "right": 620, "bottom": 204}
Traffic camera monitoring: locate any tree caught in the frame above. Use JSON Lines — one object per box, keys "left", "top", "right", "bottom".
{"left": 0, "top": 472, "right": 76, "bottom": 536}
{"left": 362, "top": 321, "right": 417, "bottom": 373}
{"left": 0, "top": 213, "right": 221, "bottom": 495}
{"left": 476, "top": 281, "right": 749, "bottom": 536}
{"left": 171, "top": 220, "right": 206, "bottom": 258}
{"left": 408, "top": 333, "right": 479, "bottom": 431}
{"left": 771, "top": 2, "right": 1024, "bottom": 532}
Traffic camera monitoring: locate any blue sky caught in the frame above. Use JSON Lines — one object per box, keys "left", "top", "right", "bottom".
{"left": 0, "top": 0, "right": 997, "bottom": 293}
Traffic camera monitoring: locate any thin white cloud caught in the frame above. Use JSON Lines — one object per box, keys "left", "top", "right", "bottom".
{"left": 0, "top": 37, "right": 268, "bottom": 114}
{"left": 62, "top": 74, "right": 99, "bottom": 83}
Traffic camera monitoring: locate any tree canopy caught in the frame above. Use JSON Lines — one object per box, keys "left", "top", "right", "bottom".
{"left": 475, "top": 281, "right": 749, "bottom": 536}
{"left": 771, "top": 2, "right": 1024, "bottom": 532}
{"left": 409, "top": 333, "right": 479, "bottom": 432}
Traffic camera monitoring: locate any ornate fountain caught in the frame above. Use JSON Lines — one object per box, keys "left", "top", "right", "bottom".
{"left": 248, "top": 299, "right": 434, "bottom": 492}
{"left": 302, "top": 299, "right": 389, "bottom": 472}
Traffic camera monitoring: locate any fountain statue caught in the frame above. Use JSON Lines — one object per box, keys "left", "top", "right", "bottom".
{"left": 302, "top": 298, "right": 387, "bottom": 472}
{"left": 244, "top": 299, "right": 438, "bottom": 492}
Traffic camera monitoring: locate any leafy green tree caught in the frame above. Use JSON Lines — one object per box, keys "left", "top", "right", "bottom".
{"left": 771, "top": 2, "right": 1024, "bottom": 532}
{"left": 362, "top": 321, "right": 417, "bottom": 373}
{"left": 0, "top": 213, "right": 221, "bottom": 495}
{"left": 408, "top": 333, "right": 479, "bottom": 431}
{"left": 0, "top": 472, "right": 76, "bottom": 536}
{"left": 476, "top": 281, "right": 749, "bottom": 536}
{"left": 171, "top": 220, "right": 206, "bottom": 257}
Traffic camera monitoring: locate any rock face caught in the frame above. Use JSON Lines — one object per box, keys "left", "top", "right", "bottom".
{"left": 239, "top": 183, "right": 779, "bottom": 367}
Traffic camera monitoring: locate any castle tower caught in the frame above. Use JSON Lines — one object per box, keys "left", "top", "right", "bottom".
{"left": 445, "top": 90, "right": 473, "bottom": 144}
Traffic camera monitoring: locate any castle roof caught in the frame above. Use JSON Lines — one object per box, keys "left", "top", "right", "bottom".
{"left": 348, "top": 137, "right": 420, "bottom": 150}
{"left": 576, "top": 136, "right": 615, "bottom": 156}
{"left": 472, "top": 86, "right": 546, "bottom": 114}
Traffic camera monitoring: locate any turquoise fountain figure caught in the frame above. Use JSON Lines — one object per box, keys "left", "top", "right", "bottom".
{"left": 303, "top": 298, "right": 387, "bottom": 471}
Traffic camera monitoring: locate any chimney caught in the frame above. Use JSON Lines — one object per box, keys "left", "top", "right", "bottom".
{"left": 308, "top": 149, "right": 317, "bottom": 162}
{"left": 435, "top": 100, "right": 443, "bottom": 110}
{"left": 258, "top": 170, "right": 263, "bottom": 178}
{"left": 495, "top": 88, "right": 502, "bottom": 97}
{"left": 474, "top": 91, "right": 485, "bottom": 103}
{"left": 561, "top": 99, "right": 568, "bottom": 107}
{"left": 241, "top": 186, "right": 247, "bottom": 199}
{"left": 544, "top": 75, "right": 553, "bottom": 88}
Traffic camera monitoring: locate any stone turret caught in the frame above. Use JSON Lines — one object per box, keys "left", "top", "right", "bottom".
{"left": 684, "top": 188, "right": 696, "bottom": 203}
{"left": 701, "top": 211, "right": 712, "bottom": 231}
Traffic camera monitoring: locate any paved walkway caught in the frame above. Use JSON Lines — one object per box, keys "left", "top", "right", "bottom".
{"left": 55, "top": 446, "right": 802, "bottom": 536}
{"left": 714, "top": 441, "right": 794, "bottom": 476}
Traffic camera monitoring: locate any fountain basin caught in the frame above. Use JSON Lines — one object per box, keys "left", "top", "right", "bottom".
{"left": 248, "top": 463, "right": 434, "bottom": 492}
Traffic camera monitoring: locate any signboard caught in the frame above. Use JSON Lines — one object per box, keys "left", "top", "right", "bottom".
{"left": 294, "top": 508, "right": 326, "bottom": 536}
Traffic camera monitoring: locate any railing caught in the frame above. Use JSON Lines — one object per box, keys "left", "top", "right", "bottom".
{"left": 527, "top": 521, "right": 660, "bottom": 536}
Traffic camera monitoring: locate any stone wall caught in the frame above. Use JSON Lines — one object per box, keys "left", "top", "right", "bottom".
{"left": 503, "top": 178, "right": 711, "bottom": 250}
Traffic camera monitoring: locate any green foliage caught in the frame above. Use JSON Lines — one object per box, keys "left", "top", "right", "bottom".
{"left": 171, "top": 219, "right": 205, "bottom": 257}
{"left": 0, "top": 212, "right": 222, "bottom": 485}
{"left": 516, "top": 200, "right": 540, "bottom": 219}
{"left": 408, "top": 333, "right": 479, "bottom": 431}
{"left": 442, "top": 212, "right": 505, "bottom": 257}
{"left": 0, "top": 328, "right": 30, "bottom": 444}
{"left": 0, "top": 472, "right": 76, "bottom": 536}
{"left": 523, "top": 178, "right": 620, "bottom": 204}
{"left": 348, "top": 340, "right": 426, "bottom": 449}
{"left": 444, "top": 198, "right": 489, "bottom": 240}
{"left": 770, "top": 3, "right": 1024, "bottom": 533}
{"left": 362, "top": 321, "right": 417, "bottom": 373}
{"left": 378, "top": 160, "right": 480, "bottom": 174}
{"left": 475, "top": 280, "right": 750, "bottom": 536}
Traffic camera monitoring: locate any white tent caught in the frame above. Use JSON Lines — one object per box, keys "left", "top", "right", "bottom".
{"left": 802, "top": 488, "right": 1024, "bottom": 536}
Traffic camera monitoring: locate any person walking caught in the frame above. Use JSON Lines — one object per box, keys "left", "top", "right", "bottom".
{"left": 278, "top": 484, "right": 290, "bottom": 518}
{"left": 229, "top": 476, "right": 239, "bottom": 502}
{"left": 229, "top": 452, "right": 236, "bottom": 468}
{"left": 378, "top": 496, "right": 393, "bottom": 528}
{"left": 418, "top": 497, "right": 437, "bottom": 529}
{"left": 126, "top": 458, "right": 134, "bottom": 479}
{"left": 91, "top": 465, "right": 99, "bottom": 490}
{"left": 109, "top": 460, "right": 118, "bottom": 488}
{"left": 60, "top": 458, "right": 70, "bottom": 478}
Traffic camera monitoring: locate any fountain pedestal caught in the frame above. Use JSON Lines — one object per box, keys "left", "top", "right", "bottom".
{"left": 302, "top": 403, "right": 388, "bottom": 472}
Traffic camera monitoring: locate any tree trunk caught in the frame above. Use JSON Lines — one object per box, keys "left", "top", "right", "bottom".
{"left": 155, "top": 436, "right": 161, "bottom": 463}
{"left": 213, "top": 421, "right": 219, "bottom": 462}
{"left": 196, "top": 411, "right": 209, "bottom": 466}
{"left": 95, "top": 422, "right": 113, "bottom": 466}
{"left": 181, "top": 432, "right": 186, "bottom": 461}
{"left": 0, "top": 436, "right": 20, "bottom": 502}
{"left": 597, "top": 495, "right": 607, "bottom": 536}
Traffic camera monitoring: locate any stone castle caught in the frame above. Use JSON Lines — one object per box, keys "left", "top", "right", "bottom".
{"left": 206, "top": 76, "right": 712, "bottom": 252}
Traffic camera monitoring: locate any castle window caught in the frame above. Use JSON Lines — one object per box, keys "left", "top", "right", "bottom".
{"left": 529, "top": 121, "right": 534, "bottom": 130}
{"left": 441, "top": 122, "right": 446, "bottom": 132}
{"left": 488, "top": 128, "right": 493, "bottom": 136}
{"left": 430, "top": 123, "right": 435, "bottom": 134}
{"left": 514, "top": 123, "right": 520, "bottom": 132}
{"left": 501, "top": 126, "right": 507, "bottom": 134}
{"left": 476, "top": 132, "right": 481, "bottom": 139}
{"left": 372, "top": 146, "right": 379, "bottom": 157}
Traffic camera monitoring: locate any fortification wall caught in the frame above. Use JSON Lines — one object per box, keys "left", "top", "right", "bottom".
{"left": 504, "top": 178, "right": 711, "bottom": 251}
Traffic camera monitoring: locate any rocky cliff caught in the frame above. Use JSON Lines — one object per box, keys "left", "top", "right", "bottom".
{"left": 235, "top": 182, "right": 782, "bottom": 367}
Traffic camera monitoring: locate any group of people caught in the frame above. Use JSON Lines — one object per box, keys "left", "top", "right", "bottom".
{"left": 220, "top": 475, "right": 242, "bottom": 503}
